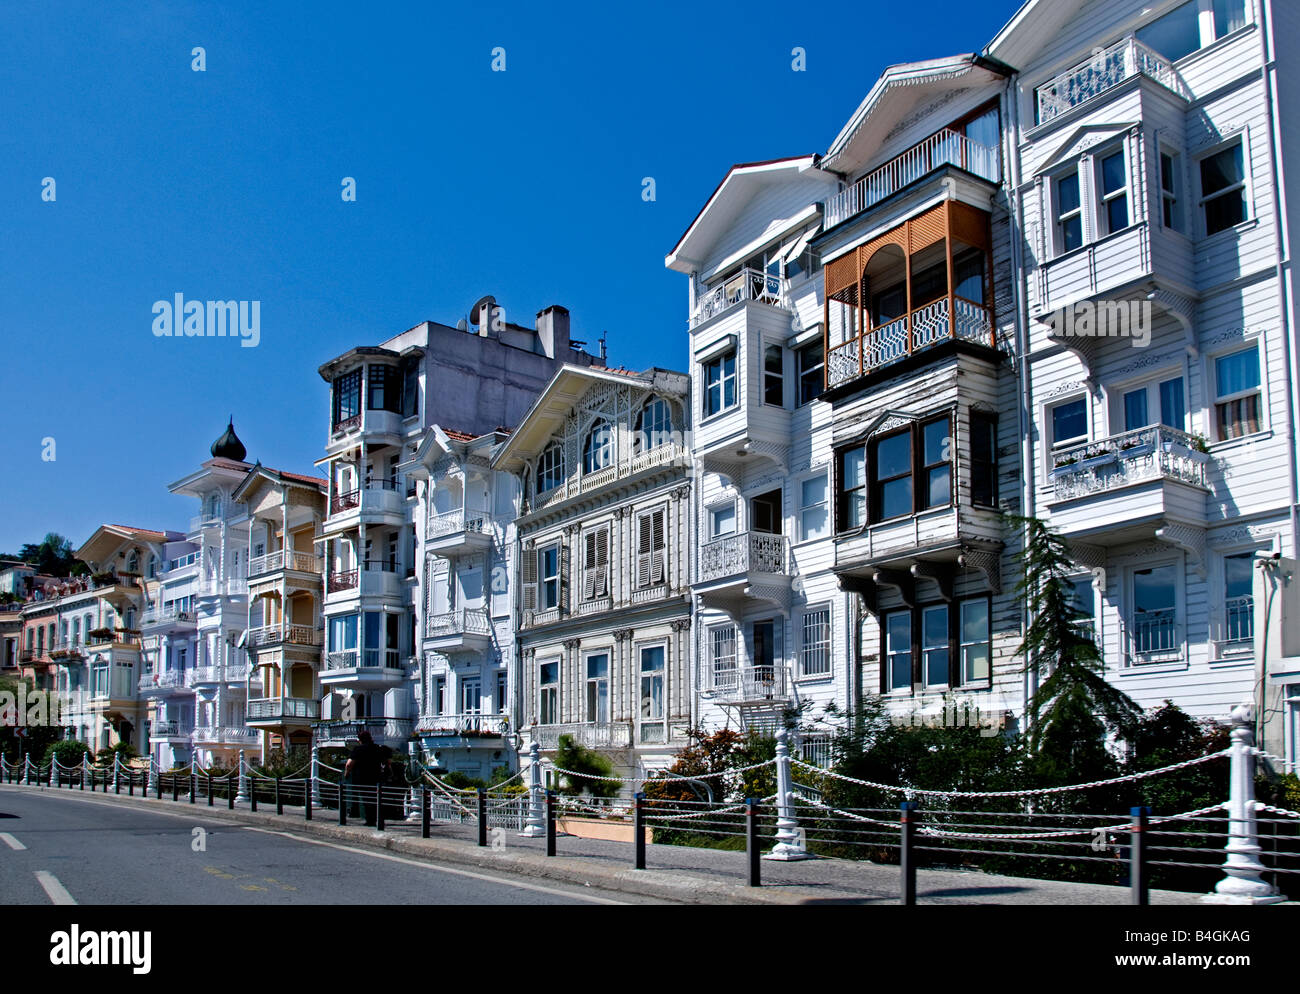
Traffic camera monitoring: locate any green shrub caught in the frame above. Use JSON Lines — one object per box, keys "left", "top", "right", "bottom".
{"left": 554, "top": 734, "right": 620, "bottom": 798}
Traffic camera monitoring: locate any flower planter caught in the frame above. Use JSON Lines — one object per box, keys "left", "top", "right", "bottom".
{"left": 556, "top": 816, "right": 651, "bottom": 845}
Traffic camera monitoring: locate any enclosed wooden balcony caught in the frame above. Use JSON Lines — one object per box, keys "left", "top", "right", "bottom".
{"left": 823, "top": 200, "right": 1001, "bottom": 393}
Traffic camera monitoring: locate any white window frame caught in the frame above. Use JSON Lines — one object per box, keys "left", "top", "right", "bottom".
{"left": 798, "top": 472, "right": 830, "bottom": 543}
{"left": 959, "top": 597, "right": 992, "bottom": 686}
{"left": 798, "top": 605, "right": 831, "bottom": 678}
{"left": 1095, "top": 145, "right": 1131, "bottom": 237}
{"left": 709, "top": 623, "right": 738, "bottom": 692}
{"left": 1160, "top": 148, "right": 1184, "bottom": 233}
{"left": 1211, "top": 342, "right": 1264, "bottom": 442}
{"left": 1052, "top": 166, "right": 1085, "bottom": 256}
{"left": 709, "top": 501, "right": 737, "bottom": 539}
{"left": 1213, "top": 546, "right": 1263, "bottom": 661}
{"left": 1046, "top": 394, "right": 1091, "bottom": 478}
{"left": 703, "top": 350, "right": 738, "bottom": 419}
{"left": 635, "top": 506, "right": 667, "bottom": 589}
{"left": 584, "top": 650, "right": 610, "bottom": 724}
{"left": 884, "top": 609, "right": 913, "bottom": 694}
{"left": 1195, "top": 136, "right": 1251, "bottom": 240}
{"left": 538, "top": 659, "right": 560, "bottom": 726}
{"left": 539, "top": 543, "right": 560, "bottom": 611}
{"left": 1125, "top": 558, "right": 1184, "bottom": 666}
{"left": 638, "top": 642, "right": 667, "bottom": 742}
{"left": 582, "top": 419, "right": 614, "bottom": 475}
{"left": 762, "top": 343, "right": 785, "bottom": 409}
{"left": 1112, "top": 368, "right": 1188, "bottom": 434}
{"left": 921, "top": 604, "right": 951, "bottom": 690}
{"left": 581, "top": 526, "right": 610, "bottom": 602}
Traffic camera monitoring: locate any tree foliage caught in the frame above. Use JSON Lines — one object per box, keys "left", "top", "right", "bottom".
{"left": 17, "top": 533, "right": 85, "bottom": 578}
{"left": 553, "top": 734, "right": 620, "bottom": 798}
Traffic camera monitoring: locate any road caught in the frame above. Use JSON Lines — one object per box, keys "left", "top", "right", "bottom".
{"left": 0, "top": 786, "right": 658, "bottom": 905}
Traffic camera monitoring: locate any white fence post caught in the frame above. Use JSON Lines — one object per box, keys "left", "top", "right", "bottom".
{"left": 113, "top": 754, "right": 121, "bottom": 792}
{"left": 766, "top": 728, "right": 812, "bottom": 861}
{"left": 310, "top": 744, "right": 321, "bottom": 805}
{"left": 235, "top": 748, "right": 249, "bottom": 803}
{"left": 1203, "top": 704, "right": 1284, "bottom": 904}
{"left": 520, "top": 740, "right": 546, "bottom": 837}
{"left": 148, "top": 755, "right": 158, "bottom": 793}
{"left": 24, "top": 754, "right": 32, "bottom": 785}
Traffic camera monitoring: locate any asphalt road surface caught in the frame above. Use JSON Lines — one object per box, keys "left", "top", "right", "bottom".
{"left": 0, "top": 786, "right": 656, "bottom": 905}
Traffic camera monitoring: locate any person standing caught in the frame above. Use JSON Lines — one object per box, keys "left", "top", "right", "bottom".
{"left": 344, "top": 730, "right": 382, "bottom": 826}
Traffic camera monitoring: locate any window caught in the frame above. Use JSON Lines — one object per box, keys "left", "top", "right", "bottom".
{"left": 637, "top": 398, "right": 673, "bottom": 452}
{"left": 763, "top": 345, "right": 784, "bottom": 407}
{"left": 1098, "top": 150, "right": 1129, "bottom": 234}
{"left": 539, "top": 544, "right": 560, "bottom": 610}
{"left": 837, "top": 447, "right": 867, "bottom": 531}
{"left": 709, "top": 503, "right": 737, "bottom": 538}
{"left": 922, "top": 605, "right": 950, "bottom": 688}
{"left": 1056, "top": 170, "right": 1083, "bottom": 253}
{"left": 640, "top": 646, "right": 666, "bottom": 737}
{"left": 971, "top": 413, "right": 998, "bottom": 507}
{"left": 800, "top": 607, "right": 830, "bottom": 677}
{"left": 797, "top": 342, "right": 824, "bottom": 405}
{"left": 333, "top": 369, "right": 361, "bottom": 427}
{"left": 1214, "top": 346, "right": 1262, "bottom": 440}
{"left": 1221, "top": 552, "right": 1255, "bottom": 653}
{"left": 636, "top": 508, "right": 666, "bottom": 588}
{"left": 537, "top": 443, "right": 564, "bottom": 494}
{"left": 703, "top": 351, "right": 737, "bottom": 417}
{"left": 582, "top": 528, "right": 609, "bottom": 600}
{"left": 799, "top": 474, "right": 829, "bottom": 542}
{"left": 586, "top": 653, "right": 609, "bottom": 723}
{"left": 368, "top": 364, "right": 399, "bottom": 412}
{"left": 710, "top": 625, "right": 738, "bottom": 691}
{"left": 885, "top": 611, "right": 912, "bottom": 692}
{"left": 751, "top": 490, "right": 782, "bottom": 535}
{"left": 1161, "top": 151, "right": 1182, "bottom": 231}
{"left": 462, "top": 678, "right": 482, "bottom": 715}
{"left": 1199, "top": 142, "right": 1248, "bottom": 237}
{"left": 960, "top": 599, "right": 991, "bottom": 683}
{"left": 496, "top": 670, "right": 507, "bottom": 713}
{"left": 752, "top": 620, "right": 780, "bottom": 685}
{"left": 539, "top": 661, "right": 559, "bottom": 725}
{"left": 401, "top": 358, "right": 419, "bottom": 418}
{"left": 953, "top": 250, "right": 987, "bottom": 304}
{"left": 1050, "top": 397, "right": 1088, "bottom": 448}
{"left": 1131, "top": 563, "right": 1178, "bottom": 661}
{"left": 1122, "top": 376, "right": 1186, "bottom": 432}
{"left": 583, "top": 420, "right": 613, "bottom": 474}
{"left": 1137, "top": 0, "right": 1248, "bottom": 62}
{"left": 871, "top": 431, "right": 912, "bottom": 522}
{"left": 920, "top": 419, "right": 951, "bottom": 510}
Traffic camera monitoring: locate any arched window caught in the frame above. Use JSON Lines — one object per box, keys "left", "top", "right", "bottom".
{"left": 127, "top": 551, "right": 139, "bottom": 574}
{"left": 148, "top": 554, "right": 159, "bottom": 578}
{"left": 537, "top": 443, "right": 565, "bottom": 494}
{"left": 637, "top": 398, "right": 673, "bottom": 452}
{"left": 583, "top": 420, "right": 613, "bottom": 473}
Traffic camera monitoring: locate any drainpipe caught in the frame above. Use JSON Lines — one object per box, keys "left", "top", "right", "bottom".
{"left": 1255, "top": 0, "right": 1298, "bottom": 735}
{"left": 1004, "top": 74, "right": 1038, "bottom": 729}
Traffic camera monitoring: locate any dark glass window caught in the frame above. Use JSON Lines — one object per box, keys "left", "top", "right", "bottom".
{"left": 970, "top": 414, "right": 998, "bottom": 507}
{"left": 921, "top": 418, "right": 951, "bottom": 510}
{"left": 797, "top": 342, "right": 824, "bottom": 405}
{"left": 401, "top": 359, "right": 419, "bottom": 418}
{"left": 333, "top": 370, "right": 361, "bottom": 426}
{"left": 871, "top": 431, "right": 913, "bottom": 522}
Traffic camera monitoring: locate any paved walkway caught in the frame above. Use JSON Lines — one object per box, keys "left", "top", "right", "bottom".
{"left": 1, "top": 781, "right": 1219, "bottom": 904}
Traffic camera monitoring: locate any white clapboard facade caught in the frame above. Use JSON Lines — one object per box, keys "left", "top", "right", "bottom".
{"left": 494, "top": 365, "right": 693, "bottom": 778}
{"left": 992, "top": 0, "right": 1300, "bottom": 760}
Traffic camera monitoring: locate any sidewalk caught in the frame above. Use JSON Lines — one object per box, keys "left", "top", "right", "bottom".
{"left": 2, "top": 782, "right": 1212, "bottom": 905}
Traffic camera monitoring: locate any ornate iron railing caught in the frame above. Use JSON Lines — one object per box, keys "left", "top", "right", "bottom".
{"left": 427, "top": 508, "right": 496, "bottom": 539}
{"left": 827, "top": 296, "right": 995, "bottom": 387}
{"left": 698, "top": 532, "right": 788, "bottom": 582}
{"left": 690, "top": 267, "right": 786, "bottom": 327}
{"left": 1050, "top": 425, "right": 1208, "bottom": 501}
{"left": 247, "top": 697, "right": 320, "bottom": 720}
{"left": 424, "top": 608, "right": 491, "bottom": 640}
{"left": 534, "top": 722, "right": 633, "bottom": 750}
{"left": 1035, "top": 36, "right": 1187, "bottom": 126}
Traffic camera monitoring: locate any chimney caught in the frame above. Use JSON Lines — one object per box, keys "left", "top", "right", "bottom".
{"left": 535, "top": 305, "right": 570, "bottom": 359}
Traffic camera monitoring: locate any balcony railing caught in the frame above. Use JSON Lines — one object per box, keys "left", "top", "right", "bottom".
{"left": 827, "top": 296, "right": 995, "bottom": 387}
{"left": 1035, "top": 36, "right": 1188, "bottom": 126}
{"left": 191, "top": 726, "right": 258, "bottom": 745}
{"left": 690, "top": 267, "right": 785, "bottom": 328}
{"left": 534, "top": 722, "right": 633, "bottom": 751}
{"left": 1213, "top": 595, "right": 1255, "bottom": 656}
{"left": 528, "top": 443, "right": 685, "bottom": 513}
{"left": 246, "top": 624, "right": 323, "bottom": 649}
{"left": 198, "top": 576, "right": 247, "bottom": 597}
{"left": 427, "top": 508, "right": 496, "bottom": 539}
{"left": 249, "top": 549, "right": 323, "bottom": 577}
{"left": 424, "top": 608, "right": 491, "bottom": 640}
{"left": 141, "top": 605, "right": 196, "bottom": 627}
{"left": 709, "top": 665, "right": 789, "bottom": 702}
{"left": 139, "top": 669, "right": 188, "bottom": 691}
{"left": 330, "top": 479, "right": 400, "bottom": 516}
{"left": 418, "top": 712, "right": 510, "bottom": 737}
{"left": 825, "top": 129, "right": 1001, "bottom": 228}
{"left": 151, "top": 720, "right": 191, "bottom": 738}
{"left": 313, "top": 716, "right": 413, "bottom": 744}
{"left": 247, "top": 697, "right": 321, "bottom": 721}
{"left": 698, "top": 532, "right": 787, "bottom": 583}
{"left": 332, "top": 413, "right": 362, "bottom": 435}
{"left": 1125, "top": 609, "right": 1179, "bottom": 664}
{"left": 1050, "top": 425, "right": 1208, "bottom": 501}
{"left": 327, "top": 569, "right": 358, "bottom": 593}
{"left": 323, "top": 648, "right": 404, "bottom": 671}
{"left": 19, "top": 648, "right": 37, "bottom": 663}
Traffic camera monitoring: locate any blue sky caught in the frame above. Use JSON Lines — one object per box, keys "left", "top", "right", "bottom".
{"left": 0, "top": 0, "right": 1017, "bottom": 555}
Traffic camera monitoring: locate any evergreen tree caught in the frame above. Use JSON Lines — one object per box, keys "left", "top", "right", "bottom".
{"left": 1013, "top": 516, "right": 1142, "bottom": 781}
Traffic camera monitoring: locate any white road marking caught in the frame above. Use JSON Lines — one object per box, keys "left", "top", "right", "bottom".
{"left": 240, "top": 826, "right": 628, "bottom": 905}
{"left": 0, "top": 832, "right": 26, "bottom": 850}
{"left": 34, "top": 870, "right": 76, "bottom": 905}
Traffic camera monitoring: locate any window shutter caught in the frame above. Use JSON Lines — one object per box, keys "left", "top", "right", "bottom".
{"left": 637, "top": 513, "right": 652, "bottom": 588}
{"left": 559, "top": 540, "right": 571, "bottom": 613}
{"left": 595, "top": 529, "right": 609, "bottom": 597}
{"left": 522, "top": 546, "right": 537, "bottom": 612}
{"left": 651, "top": 509, "right": 666, "bottom": 585}
{"left": 583, "top": 532, "right": 596, "bottom": 600}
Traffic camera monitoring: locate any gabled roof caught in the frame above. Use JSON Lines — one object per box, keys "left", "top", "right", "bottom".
{"left": 822, "top": 54, "right": 1011, "bottom": 178}
{"left": 984, "top": 0, "right": 1083, "bottom": 71}
{"left": 167, "top": 457, "right": 256, "bottom": 496}
{"left": 665, "top": 156, "right": 835, "bottom": 274}
{"left": 404, "top": 424, "right": 511, "bottom": 478}
{"left": 76, "top": 525, "right": 182, "bottom": 568}
{"left": 492, "top": 365, "right": 687, "bottom": 475}
{"left": 231, "top": 461, "right": 328, "bottom": 503}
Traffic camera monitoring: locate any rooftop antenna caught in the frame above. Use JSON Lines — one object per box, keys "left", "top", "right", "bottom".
{"left": 599, "top": 331, "right": 608, "bottom": 365}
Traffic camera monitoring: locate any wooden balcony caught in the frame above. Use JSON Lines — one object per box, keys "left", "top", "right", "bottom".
{"left": 827, "top": 295, "right": 996, "bottom": 387}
